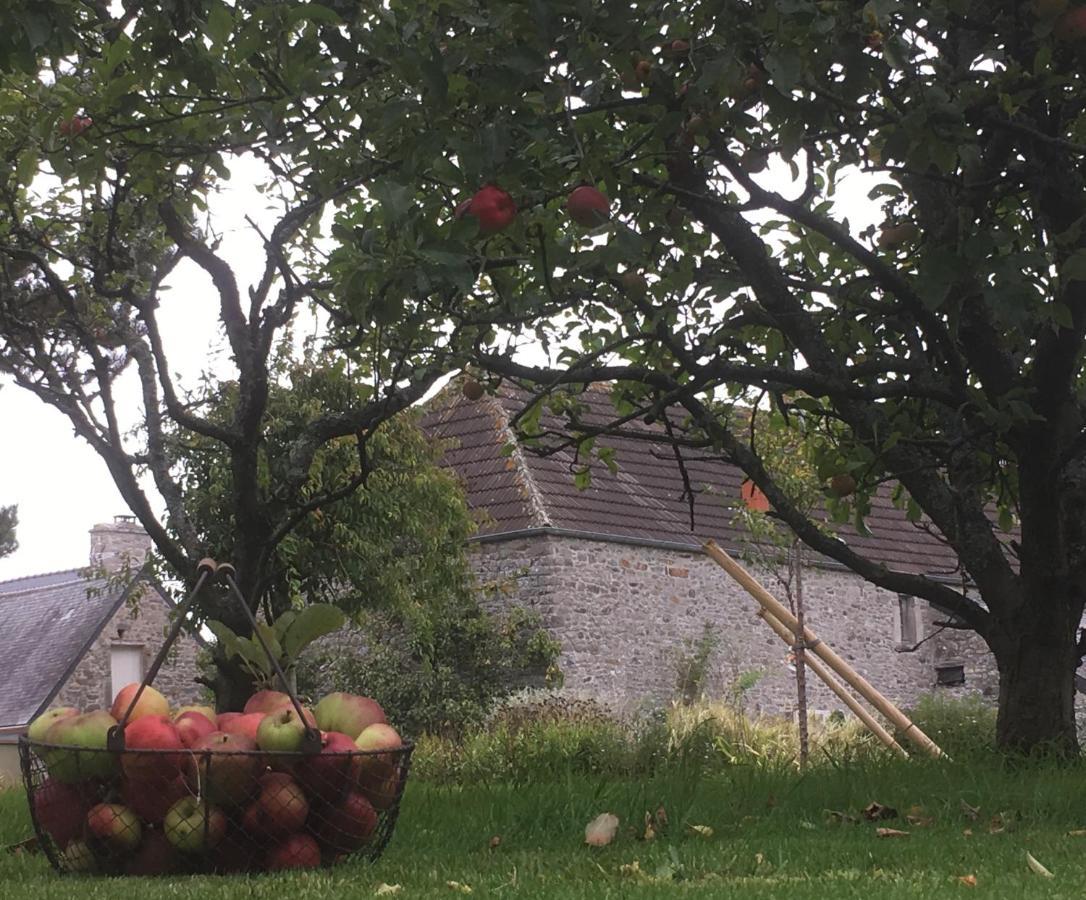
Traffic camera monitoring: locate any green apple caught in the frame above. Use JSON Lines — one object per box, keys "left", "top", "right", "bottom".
{"left": 59, "top": 839, "right": 98, "bottom": 872}
{"left": 164, "top": 796, "right": 227, "bottom": 853}
{"left": 256, "top": 707, "right": 307, "bottom": 762}
{"left": 44, "top": 710, "right": 118, "bottom": 782}
{"left": 26, "top": 707, "right": 79, "bottom": 744}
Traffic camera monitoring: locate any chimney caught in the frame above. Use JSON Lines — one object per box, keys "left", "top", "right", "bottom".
{"left": 89, "top": 515, "right": 153, "bottom": 572}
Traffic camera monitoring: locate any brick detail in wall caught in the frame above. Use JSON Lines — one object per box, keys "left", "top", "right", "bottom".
{"left": 53, "top": 584, "right": 205, "bottom": 713}
{"left": 470, "top": 534, "right": 1015, "bottom": 717}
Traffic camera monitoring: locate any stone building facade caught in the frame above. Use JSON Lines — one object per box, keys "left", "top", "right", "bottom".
{"left": 469, "top": 530, "right": 996, "bottom": 717}
{"left": 426, "top": 383, "right": 1009, "bottom": 720}
{"left": 0, "top": 518, "right": 204, "bottom": 781}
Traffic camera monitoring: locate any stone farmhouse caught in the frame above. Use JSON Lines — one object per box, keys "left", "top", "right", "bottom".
{"left": 0, "top": 518, "right": 203, "bottom": 782}
{"left": 423, "top": 382, "right": 1004, "bottom": 718}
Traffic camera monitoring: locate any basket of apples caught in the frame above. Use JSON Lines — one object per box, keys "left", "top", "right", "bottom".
{"left": 18, "top": 560, "right": 412, "bottom": 876}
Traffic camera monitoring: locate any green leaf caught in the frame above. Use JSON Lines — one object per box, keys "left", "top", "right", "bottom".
{"left": 370, "top": 177, "right": 415, "bottom": 224}
{"left": 206, "top": 2, "right": 234, "bottom": 46}
{"left": 1061, "top": 250, "right": 1086, "bottom": 283}
{"left": 280, "top": 603, "right": 346, "bottom": 664}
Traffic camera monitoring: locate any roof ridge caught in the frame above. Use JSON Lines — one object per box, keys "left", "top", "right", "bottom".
{"left": 0, "top": 566, "right": 82, "bottom": 587}
{"left": 488, "top": 393, "right": 551, "bottom": 528}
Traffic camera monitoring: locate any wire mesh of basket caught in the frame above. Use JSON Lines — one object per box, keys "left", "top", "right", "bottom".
{"left": 20, "top": 558, "right": 413, "bottom": 875}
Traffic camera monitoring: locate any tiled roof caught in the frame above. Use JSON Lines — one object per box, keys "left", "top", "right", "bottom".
{"left": 422, "top": 382, "right": 968, "bottom": 579}
{"left": 0, "top": 569, "right": 129, "bottom": 728}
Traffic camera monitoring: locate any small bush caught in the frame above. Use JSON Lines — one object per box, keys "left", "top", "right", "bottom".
{"left": 410, "top": 695, "right": 890, "bottom": 784}
{"left": 903, "top": 693, "right": 998, "bottom": 758}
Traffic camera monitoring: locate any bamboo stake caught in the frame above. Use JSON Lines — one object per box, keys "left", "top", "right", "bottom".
{"left": 705, "top": 540, "right": 945, "bottom": 758}
{"left": 757, "top": 608, "right": 909, "bottom": 758}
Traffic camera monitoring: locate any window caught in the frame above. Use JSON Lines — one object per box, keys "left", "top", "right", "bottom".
{"left": 936, "top": 663, "right": 966, "bottom": 686}
{"left": 897, "top": 594, "right": 917, "bottom": 647}
{"left": 110, "top": 644, "right": 144, "bottom": 700}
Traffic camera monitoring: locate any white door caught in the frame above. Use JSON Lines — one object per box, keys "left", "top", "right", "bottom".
{"left": 110, "top": 645, "right": 144, "bottom": 700}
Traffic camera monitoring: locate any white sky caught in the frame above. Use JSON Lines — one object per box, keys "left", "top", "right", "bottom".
{"left": 0, "top": 151, "right": 884, "bottom": 582}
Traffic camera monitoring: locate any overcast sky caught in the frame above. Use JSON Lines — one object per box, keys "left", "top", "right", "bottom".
{"left": 0, "top": 149, "right": 884, "bottom": 582}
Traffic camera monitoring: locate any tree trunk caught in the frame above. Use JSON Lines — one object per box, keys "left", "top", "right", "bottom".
{"left": 993, "top": 606, "right": 1079, "bottom": 755}
{"left": 206, "top": 654, "right": 258, "bottom": 713}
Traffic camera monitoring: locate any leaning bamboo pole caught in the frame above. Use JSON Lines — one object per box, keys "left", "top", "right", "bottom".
{"left": 705, "top": 540, "right": 945, "bottom": 758}
{"left": 756, "top": 608, "right": 909, "bottom": 758}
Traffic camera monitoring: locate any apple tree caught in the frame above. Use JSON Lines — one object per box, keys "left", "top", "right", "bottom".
{"left": 0, "top": 1, "right": 528, "bottom": 707}
{"left": 331, "top": 0, "right": 1084, "bottom": 753}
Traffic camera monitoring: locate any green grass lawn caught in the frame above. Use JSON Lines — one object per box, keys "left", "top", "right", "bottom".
{"left": 4, "top": 758, "right": 1086, "bottom": 897}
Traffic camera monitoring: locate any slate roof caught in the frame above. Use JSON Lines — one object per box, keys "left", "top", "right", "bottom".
{"left": 422, "top": 382, "right": 967, "bottom": 579}
{"left": 0, "top": 568, "right": 138, "bottom": 728}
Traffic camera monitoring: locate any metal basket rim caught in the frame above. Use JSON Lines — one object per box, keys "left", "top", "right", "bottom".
{"left": 19, "top": 734, "right": 414, "bottom": 757}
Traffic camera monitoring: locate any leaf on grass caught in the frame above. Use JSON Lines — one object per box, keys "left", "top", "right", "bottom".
{"left": 960, "top": 799, "right": 981, "bottom": 821}
{"left": 374, "top": 885, "right": 402, "bottom": 896}
{"left": 862, "top": 802, "right": 898, "bottom": 821}
{"left": 687, "top": 824, "right": 714, "bottom": 838}
{"left": 642, "top": 811, "right": 656, "bottom": 842}
{"left": 619, "top": 860, "right": 644, "bottom": 879}
{"left": 956, "top": 875, "right": 977, "bottom": 887}
{"left": 585, "top": 813, "right": 620, "bottom": 847}
{"left": 963, "top": 829, "right": 973, "bottom": 838}
{"left": 1026, "top": 851, "right": 1054, "bottom": 879}
{"left": 906, "top": 814, "right": 935, "bottom": 827}
{"left": 875, "top": 828, "right": 910, "bottom": 838}
{"left": 1067, "top": 829, "right": 1086, "bottom": 836}
{"left": 825, "top": 810, "right": 860, "bottom": 825}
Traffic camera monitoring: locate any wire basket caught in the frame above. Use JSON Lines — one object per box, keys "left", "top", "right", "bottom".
{"left": 20, "top": 558, "right": 414, "bottom": 875}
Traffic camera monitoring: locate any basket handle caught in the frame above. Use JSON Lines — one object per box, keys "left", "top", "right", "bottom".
{"left": 107, "top": 559, "right": 322, "bottom": 754}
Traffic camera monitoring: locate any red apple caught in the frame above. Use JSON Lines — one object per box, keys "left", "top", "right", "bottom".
{"left": 164, "top": 796, "right": 227, "bottom": 853}
{"left": 111, "top": 683, "right": 169, "bottom": 724}
{"left": 635, "top": 59, "right": 652, "bottom": 82}
{"left": 296, "top": 731, "right": 358, "bottom": 803}
{"left": 313, "top": 693, "right": 386, "bottom": 740}
{"left": 218, "top": 712, "right": 265, "bottom": 743}
{"left": 241, "top": 772, "right": 309, "bottom": 837}
{"left": 58, "top": 115, "right": 92, "bottom": 137}
{"left": 33, "top": 778, "right": 90, "bottom": 849}
{"left": 312, "top": 790, "right": 378, "bottom": 853}
{"left": 266, "top": 833, "right": 322, "bottom": 870}
{"left": 566, "top": 185, "right": 611, "bottom": 228}
{"left": 244, "top": 690, "right": 291, "bottom": 715}
{"left": 121, "top": 715, "right": 184, "bottom": 782}
{"left": 86, "top": 803, "right": 141, "bottom": 854}
{"left": 121, "top": 774, "right": 188, "bottom": 825}
{"left": 461, "top": 378, "right": 485, "bottom": 401}
{"left": 184, "top": 731, "right": 261, "bottom": 806}
{"left": 670, "top": 38, "right": 690, "bottom": 53}
{"left": 829, "top": 473, "right": 858, "bottom": 498}
{"left": 124, "top": 830, "right": 181, "bottom": 876}
{"left": 354, "top": 723, "right": 403, "bottom": 785}
{"left": 174, "top": 711, "right": 217, "bottom": 749}
{"left": 173, "top": 705, "right": 217, "bottom": 723}
{"left": 43, "top": 710, "right": 119, "bottom": 782}
{"left": 358, "top": 770, "right": 402, "bottom": 812}
{"left": 1058, "top": 7, "right": 1086, "bottom": 39}
{"left": 456, "top": 185, "right": 517, "bottom": 235}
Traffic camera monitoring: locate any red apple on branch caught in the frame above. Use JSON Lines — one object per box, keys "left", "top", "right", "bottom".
{"left": 454, "top": 185, "right": 517, "bottom": 235}
{"left": 58, "top": 115, "right": 92, "bottom": 138}
{"left": 566, "top": 186, "right": 611, "bottom": 228}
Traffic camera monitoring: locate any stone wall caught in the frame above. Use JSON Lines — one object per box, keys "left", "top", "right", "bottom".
{"left": 53, "top": 583, "right": 206, "bottom": 712}
{"left": 469, "top": 532, "right": 1002, "bottom": 717}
